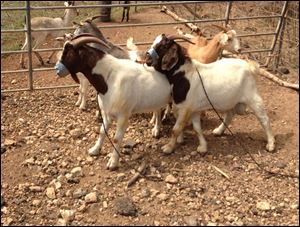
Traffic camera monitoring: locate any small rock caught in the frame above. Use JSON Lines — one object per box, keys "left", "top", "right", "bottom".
{"left": 85, "top": 192, "right": 98, "bottom": 203}
{"left": 73, "top": 188, "right": 87, "bottom": 199}
{"left": 116, "top": 173, "right": 126, "bottom": 182}
{"left": 114, "top": 196, "right": 137, "bottom": 216}
{"left": 56, "top": 218, "right": 67, "bottom": 226}
{"left": 157, "top": 193, "right": 169, "bottom": 201}
{"left": 32, "top": 199, "right": 41, "bottom": 206}
{"left": 29, "top": 186, "right": 43, "bottom": 192}
{"left": 2, "top": 217, "right": 13, "bottom": 226}
{"left": 278, "top": 67, "right": 289, "bottom": 74}
{"left": 123, "top": 138, "right": 138, "bottom": 148}
{"left": 70, "top": 128, "right": 82, "bottom": 138}
{"left": 141, "top": 188, "right": 151, "bottom": 198}
{"left": 165, "top": 174, "right": 178, "bottom": 184}
{"left": 275, "top": 161, "right": 287, "bottom": 169}
{"left": 3, "top": 139, "right": 17, "bottom": 146}
{"left": 71, "top": 166, "right": 83, "bottom": 176}
{"left": 154, "top": 220, "right": 160, "bottom": 226}
{"left": 11, "top": 79, "right": 17, "bottom": 84}
{"left": 46, "top": 187, "right": 56, "bottom": 199}
{"left": 184, "top": 216, "right": 198, "bottom": 226}
{"left": 290, "top": 204, "right": 298, "bottom": 209}
{"left": 103, "top": 201, "right": 108, "bottom": 208}
{"left": 247, "top": 163, "right": 256, "bottom": 171}
{"left": 24, "top": 157, "right": 35, "bottom": 164}
{"left": 256, "top": 201, "right": 271, "bottom": 211}
{"left": 60, "top": 209, "right": 75, "bottom": 222}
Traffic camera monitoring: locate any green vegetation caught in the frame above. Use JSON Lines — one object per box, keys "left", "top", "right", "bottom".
{"left": 1, "top": 1, "right": 131, "bottom": 52}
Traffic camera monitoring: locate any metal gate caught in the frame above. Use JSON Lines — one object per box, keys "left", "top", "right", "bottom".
{"left": 1, "top": 1, "right": 290, "bottom": 93}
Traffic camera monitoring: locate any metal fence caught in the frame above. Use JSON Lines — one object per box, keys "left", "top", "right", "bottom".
{"left": 1, "top": 1, "right": 290, "bottom": 93}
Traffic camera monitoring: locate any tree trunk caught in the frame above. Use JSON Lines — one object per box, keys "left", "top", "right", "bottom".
{"left": 98, "top": 1, "right": 112, "bottom": 22}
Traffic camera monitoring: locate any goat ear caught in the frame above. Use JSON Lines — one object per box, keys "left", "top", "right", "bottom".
{"left": 161, "top": 43, "right": 179, "bottom": 71}
{"left": 219, "top": 33, "right": 229, "bottom": 45}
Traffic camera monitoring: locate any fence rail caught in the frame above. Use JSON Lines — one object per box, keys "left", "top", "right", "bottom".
{"left": 1, "top": 1, "right": 289, "bottom": 93}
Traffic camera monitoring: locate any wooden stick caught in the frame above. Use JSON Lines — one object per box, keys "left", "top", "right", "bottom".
{"left": 211, "top": 165, "right": 230, "bottom": 180}
{"left": 160, "top": 5, "right": 200, "bottom": 33}
{"left": 126, "top": 161, "right": 147, "bottom": 188}
{"left": 258, "top": 68, "right": 299, "bottom": 91}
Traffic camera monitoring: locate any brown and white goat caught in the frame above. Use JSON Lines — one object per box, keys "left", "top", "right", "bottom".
{"left": 55, "top": 34, "right": 175, "bottom": 170}
{"left": 145, "top": 34, "right": 275, "bottom": 154}
{"left": 56, "top": 17, "right": 143, "bottom": 110}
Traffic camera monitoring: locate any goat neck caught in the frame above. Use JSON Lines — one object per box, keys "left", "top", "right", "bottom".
{"left": 193, "top": 33, "right": 224, "bottom": 63}
{"left": 59, "top": 43, "right": 108, "bottom": 94}
{"left": 63, "top": 4, "right": 78, "bottom": 27}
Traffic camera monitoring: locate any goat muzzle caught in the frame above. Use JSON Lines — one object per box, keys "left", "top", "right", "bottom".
{"left": 146, "top": 48, "right": 159, "bottom": 66}
{"left": 55, "top": 61, "right": 70, "bottom": 77}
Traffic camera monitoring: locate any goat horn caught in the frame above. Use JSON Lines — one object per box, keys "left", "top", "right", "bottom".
{"left": 167, "top": 34, "right": 195, "bottom": 45}
{"left": 84, "top": 15, "right": 102, "bottom": 23}
{"left": 70, "top": 34, "right": 110, "bottom": 49}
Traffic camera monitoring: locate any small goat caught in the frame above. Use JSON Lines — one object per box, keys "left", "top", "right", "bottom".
{"left": 58, "top": 17, "right": 143, "bottom": 110}
{"left": 145, "top": 34, "right": 275, "bottom": 154}
{"left": 20, "top": 1, "right": 78, "bottom": 68}
{"left": 55, "top": 34, "right": 174, "bottom": 170}
{"left": 177, "top": 24, "right": 241, "bottom": 63}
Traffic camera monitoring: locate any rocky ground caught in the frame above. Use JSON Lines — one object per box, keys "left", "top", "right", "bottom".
{"left": 1, "top": 4, "right": 299, "bottom": 226}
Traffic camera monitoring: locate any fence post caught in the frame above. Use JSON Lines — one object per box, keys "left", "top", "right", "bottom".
{"left": 264, "top": 1, "right": 289, "bottom": 67}
{"left": 25, "top": 1, "right": 33, "bottom": 91}
{"left": 224, "top": 1, "right": 232, "bottom": 25}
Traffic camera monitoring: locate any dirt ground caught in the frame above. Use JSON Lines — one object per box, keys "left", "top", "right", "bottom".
{"left": 1, "top": 5, "right": 299, "bottom": 226}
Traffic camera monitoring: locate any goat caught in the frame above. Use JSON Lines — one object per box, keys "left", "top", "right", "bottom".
{"left": 144, "top": 34, "right": 275, "bottom": 155}
{"left": 58, "top": 16, "right": 143, "bottom": 110}
{"left": 177, "top": 24, "right": 241, "bottom": 63}
{"left": 55, "top": 34, "right": 174, "bottom": 170}
{"left": 20, "top": 1, "right": 79, "bottom": 68}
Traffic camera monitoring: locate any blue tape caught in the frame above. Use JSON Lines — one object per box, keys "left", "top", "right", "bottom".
{"left": 55, "top": 62, "right": 70, "bottom": 77}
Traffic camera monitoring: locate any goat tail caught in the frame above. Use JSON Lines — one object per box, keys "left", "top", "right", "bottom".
{"left": 247, "top": 59, "right": 260, "bottom": 75}
{"left": 126, "top": 37, "right": 138, "bottom": 51}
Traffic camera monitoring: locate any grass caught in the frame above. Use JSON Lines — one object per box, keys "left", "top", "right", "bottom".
{"left": 1, "top": 1, "right": 128, "bottom": 52}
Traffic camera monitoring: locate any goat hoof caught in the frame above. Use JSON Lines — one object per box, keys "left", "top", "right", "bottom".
{"left": 197, "top": 145, "right": 207, "bottom": 154}
{"left": 176, "top": 134, "right": 184, "bottom": 144}
{"left": 106, "top": 156, "right": 119, "bottom": 170}
{"left": 212, "top": 128, "right": 223, "bottom": 136}
{"left": 266, "top": 142, "right": 275, "bottom": 152}
{"left": 88, "top": 147, "right": 100, "bottom": 156}
{"left": 79, "top": 105, "right": 86, "bottom": 110}
{"left": 162, "top": 144, "right": 174, "bottom": 154}
{"left": 151, "top": 128, "right": 160, "bottom": 138}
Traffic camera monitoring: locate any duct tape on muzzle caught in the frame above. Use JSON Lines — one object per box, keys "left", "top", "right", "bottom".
{"left": 55, "top": 61, "right": 70, "bottom": 77}
{"left": 147, "top": 48, "right": 159, "bottom": 66}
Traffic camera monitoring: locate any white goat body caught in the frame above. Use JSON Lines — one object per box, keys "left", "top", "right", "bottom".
{"left": 56, "top": 38, "right": 171, "bottom": 170}
{"left": 145, "top": 34, "right": 275, "bottom": 154}
{"left": 66, "top": 20, "right": 143, "bottom": 110}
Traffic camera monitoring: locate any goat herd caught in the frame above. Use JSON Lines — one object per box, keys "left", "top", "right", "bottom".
{"left": 21, "top": 1, "right": 276, "bottom": 170}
